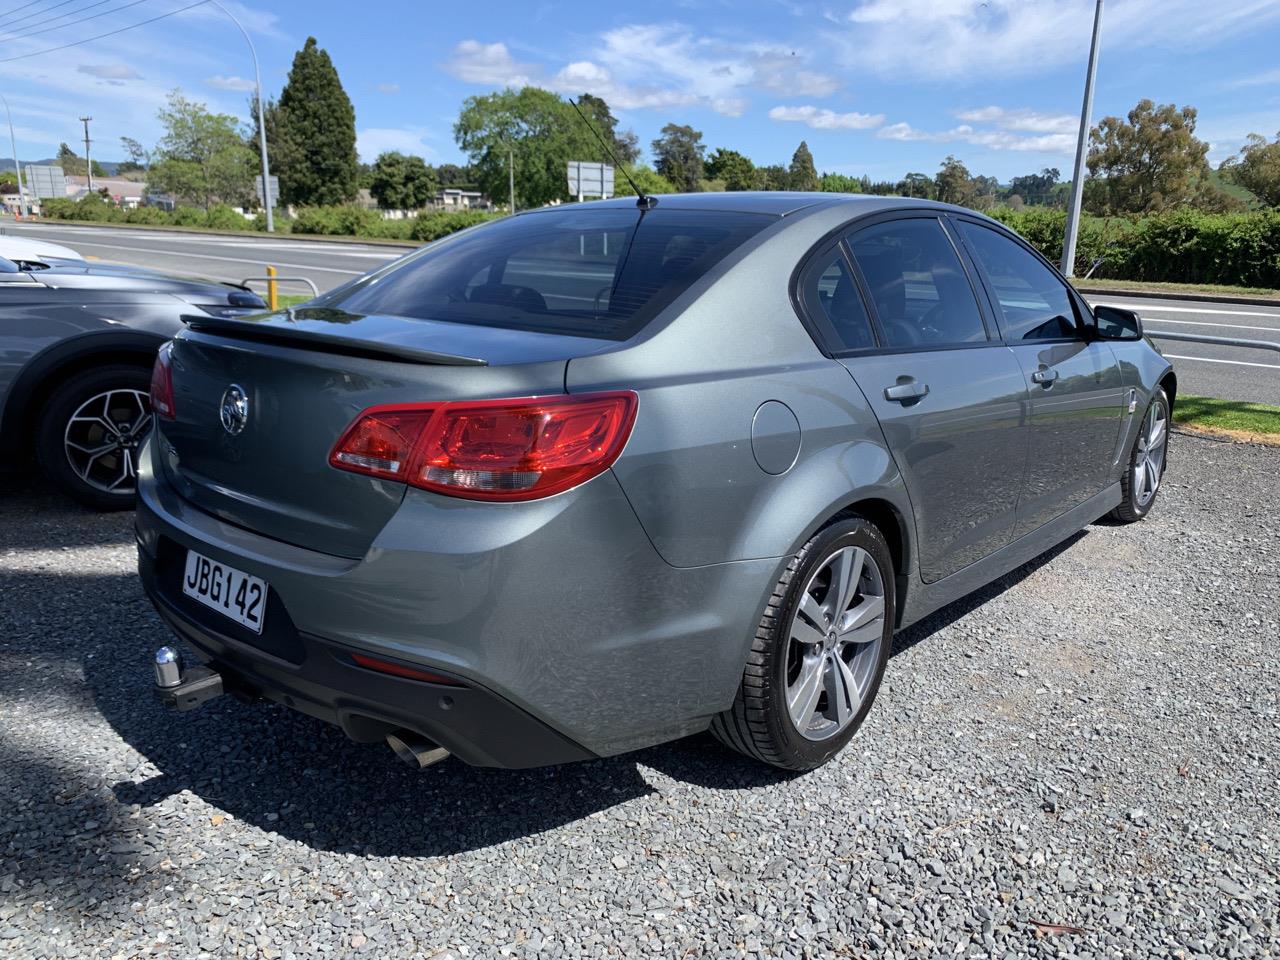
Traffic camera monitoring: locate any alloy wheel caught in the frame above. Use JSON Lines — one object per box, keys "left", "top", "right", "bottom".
{"left": 63, "top": 389, "right": 152, "bottom": 495}
{"left": 1133, "top": 400, "right": 1168, "bottom": 508}
{"left": 785, "top": 545, "right": 887, "bottom": 741}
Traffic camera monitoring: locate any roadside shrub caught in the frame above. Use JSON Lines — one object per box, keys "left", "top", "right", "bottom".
{"left": 409, "top": 210, "right": 497, "bottom": 243}
{"left": 204, "top": 204, "right": 250, "bottom": 231}
{"left": 43, "top": 195, "right": 124, "bottom": 222}
{"left": 125, "top": 205, "right": 169, "bottom": 225}
{"left": 170, "top": 207, "right": 206, "bottom": 227}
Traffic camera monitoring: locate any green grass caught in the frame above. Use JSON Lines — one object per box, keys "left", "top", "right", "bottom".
{"left": 1073, "top": 277, "right": 1280, "bottom": 299}
{"left": 1174, "top": 394, "right": 1280, "bottom": 439}
{"left": 276, "top": 294, "right": 313, "bottom": 309}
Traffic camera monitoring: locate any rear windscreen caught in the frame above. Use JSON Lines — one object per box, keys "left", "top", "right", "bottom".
{"left": 320, "top": 208, "right": 775, "bottom": 340}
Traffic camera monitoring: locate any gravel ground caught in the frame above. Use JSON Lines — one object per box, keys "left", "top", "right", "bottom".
{"left": 1, "top": 432, "right": 1277, "bottom": 960}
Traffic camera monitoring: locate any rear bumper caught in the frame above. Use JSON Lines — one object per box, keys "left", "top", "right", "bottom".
{"left": 135, "top": 437, "right": 781, "bottom": 764}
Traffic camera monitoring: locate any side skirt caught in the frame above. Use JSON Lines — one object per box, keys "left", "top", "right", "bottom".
{"left": 898, "top": 482, "right": 1122, "bottom": 630}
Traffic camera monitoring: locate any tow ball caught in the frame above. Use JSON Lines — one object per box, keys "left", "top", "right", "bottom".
{"left": 152, "top": 646, "right": 224, "bottom": 712}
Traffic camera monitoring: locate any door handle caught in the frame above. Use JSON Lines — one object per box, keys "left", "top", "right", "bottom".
{"left": 884, "top": 379, "right": 930, "bottom": 403}
{"left": 1031, "top": 367, "right": 1059, "bottom": 386}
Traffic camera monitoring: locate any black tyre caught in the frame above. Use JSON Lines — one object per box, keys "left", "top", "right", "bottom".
{"left": 35, "top": 365, "right": 153, "bottom": 511}
{"left": 711, "top": 517, "right": 895, "bottom": 771}
{"left": 1110, "top": 386, "right": 1170, "bottom": 524}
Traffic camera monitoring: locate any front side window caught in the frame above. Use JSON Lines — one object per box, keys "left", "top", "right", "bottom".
{"left": 320, "top": 208, "right": 774, "bottom": 340}
{"left": 801, "top": 247, "right": 876, "bottom": 351}
{"left": 847, "top": 218, "right": 987, "bottom": 349}
{"left": 958, "top": 221, "right": 1080, "bottom": 341}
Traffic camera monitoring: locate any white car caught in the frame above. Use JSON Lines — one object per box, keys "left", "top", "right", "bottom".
{"left": 0, "top": 235, "right": 83, "bottom": 263}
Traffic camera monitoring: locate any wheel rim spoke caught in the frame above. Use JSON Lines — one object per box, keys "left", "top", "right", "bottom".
{"left": 63, "top": 388, "right": 150, "bottom": 495}
{"left": 825, "top": 654, "right": 859, "bottom": 729}
{"left": 790, "top": 612, "right": 825, "bottom": 648}
{"left": 840, "top": 594, "right": 884, "bottom": 636}
{"left": 787, "top": 654, "right": 824, "bottom": 729}
{"left": 827, "top": 547, "right": 865, "bottom": 619}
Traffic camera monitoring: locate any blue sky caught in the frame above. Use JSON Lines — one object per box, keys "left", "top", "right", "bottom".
{"left": 3, "top": 0, "right": 1280, "bottom": 182}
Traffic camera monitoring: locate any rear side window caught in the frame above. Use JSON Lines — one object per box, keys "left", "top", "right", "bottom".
{"left": 800, "top": 248, "right": 877, "bottom": 352}
{"left": 957, "top": 221, "right": 1080, "bottom": 341}
{"left": 321, "top": 208, "right": 773, "bottom": 340}
{"left": 848, "top": 218, "right": 988, "bottom": 349}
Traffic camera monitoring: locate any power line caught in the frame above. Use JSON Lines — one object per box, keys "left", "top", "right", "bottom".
{"left": 0, "top": 1, "right": 56, "bottom": 20}
{"left": 0, "top": 0, "right": 207, "bottom": 63}
{"left": 0, "top": 0, "right": 154, "bottom": 44}
{"left": 1, "top": 0, "right": 87, "bottom": 31}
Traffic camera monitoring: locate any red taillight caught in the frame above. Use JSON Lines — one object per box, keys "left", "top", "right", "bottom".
{"left": 350, "top": 652, "right": 463, "bottom": 686}
{"left": 328, "top": 392, "right": 637, "bottom": 501}
{"left": 150, "top": 341, "right": 176, "bottom": 420}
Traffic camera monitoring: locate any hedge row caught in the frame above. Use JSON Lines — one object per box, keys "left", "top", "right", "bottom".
{"left": 37, "top": 196, "right": 499, "bottom": 245}
{"left": 989, "top": 207, "right": 1280, "bottom": 289}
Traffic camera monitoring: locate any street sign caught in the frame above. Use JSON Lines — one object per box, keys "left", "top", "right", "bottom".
{"left": 255, "top": 174, "right": 280, "bottom": 209}
{"left": 567, "top": 161, "right": 614, "bottom": 200}
{"left": 23, "top": 165, "right": 66, "bottom": 200}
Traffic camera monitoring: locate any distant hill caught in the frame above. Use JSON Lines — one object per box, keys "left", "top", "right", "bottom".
{"left": 0, "top": 158, "right": 125, "bottom": 176}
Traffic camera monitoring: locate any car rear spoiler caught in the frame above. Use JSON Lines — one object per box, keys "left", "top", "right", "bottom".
{"left": 179, "top": 314, "right": 489, "bottom": 367}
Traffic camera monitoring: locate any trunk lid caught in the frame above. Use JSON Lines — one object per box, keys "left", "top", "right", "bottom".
{"left": 158, "top": 311, "right": 616, "bottom": 558}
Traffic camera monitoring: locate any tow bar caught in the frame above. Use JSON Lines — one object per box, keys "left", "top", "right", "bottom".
{"left": 152, "top": 646, "right": 225, "bottom": 712}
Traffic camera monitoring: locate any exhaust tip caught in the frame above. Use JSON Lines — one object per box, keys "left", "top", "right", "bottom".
{"left": 386, "top": 730, "right": 450, "bottom": 769}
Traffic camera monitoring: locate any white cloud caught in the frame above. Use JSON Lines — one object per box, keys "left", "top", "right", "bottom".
{"left": 443, "top": 40, "right": 535, "bottom": 87}
{"left": 446, "top": 25, "right": 841, "bottom": 117}
{"left": 841, "top": 0, "right": 1280, "bottom": 79}
{"left": 77, "top": 64, "right": 142, "bottom": 82}
{"left": 1228, "top": 68, "right": 1280, "bottom": 88}
{"left": 377, "top": 83, "right": 401, "bottom": 94}
{"left": 876, "top": 115, "right": 1075, "bottom": 153}
{"left": 205, "top": 75, "right": 256, "bottom": 92}
{"left": 955, "top": 106, "right": 1076, "bottom": 134}
{"left": 357, "top": 127, "right": 436, "bottom": 163}
{"left": 769, "top": 105, "right": 884, "bottom": 130}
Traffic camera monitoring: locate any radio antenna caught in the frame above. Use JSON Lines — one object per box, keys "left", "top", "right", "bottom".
{"left": 568, "top": 97, "right": 655, "bottom": 210}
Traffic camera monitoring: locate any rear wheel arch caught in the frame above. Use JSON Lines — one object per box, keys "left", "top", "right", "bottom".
{"left": 1158, "top": 368, "right": 1177, "bottom": 411}
{"left": 803, "top": 496, "right": 912, "bottom": 628}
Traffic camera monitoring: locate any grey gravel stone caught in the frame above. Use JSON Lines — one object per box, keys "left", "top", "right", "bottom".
{"left": 1, "top": 433, "right": 1277, "bottom": 959}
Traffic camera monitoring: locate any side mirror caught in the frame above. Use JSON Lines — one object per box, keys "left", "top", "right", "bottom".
{"left": 1092, "top": 304, "right": 1143, "bottom": 341}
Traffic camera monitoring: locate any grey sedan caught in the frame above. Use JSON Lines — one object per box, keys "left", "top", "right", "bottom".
{"left": 137, "top": 193, "right": 1174, "bottom": 772}
{"left": 0, "top": 254, "right": 264, "bottom": 509}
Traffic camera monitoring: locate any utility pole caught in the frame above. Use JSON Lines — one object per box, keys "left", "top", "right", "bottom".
{"left": 508, "top": 148, "right": 515, "bottom": 214}
{"left": 0, "top": 93, "right": 27, "bottom": 218}
{"left": 1061, "top": 0, "right": 1103, "bottom": 277}
{"left": 209, "top": 0, "right": 274, "bottom": 231}
{"left": 80, "top": 116, "right": 93, "bottom": 193}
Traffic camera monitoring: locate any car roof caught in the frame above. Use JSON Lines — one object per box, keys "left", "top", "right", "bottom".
{"left": 522, "top": 191, "right": 970, "bottom": 219}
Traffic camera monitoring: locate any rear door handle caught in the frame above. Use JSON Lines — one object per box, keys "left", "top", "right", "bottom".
{"left": 1031, "top": 368, "right": 1059, "bottom": 385}
{"left": 884, "top": 379, "right": 930, "bottom": 403}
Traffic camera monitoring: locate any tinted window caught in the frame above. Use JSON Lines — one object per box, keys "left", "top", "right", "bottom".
{"left": 848, "top": 219, "right": 987, "bottom": 349}
{"left": 802, "top": 248, "right": 876, "bottom": 351}
{"left": 958, "top": 222, "right": 1080, "bottom": 340}
{"left": 321, "top": 208, "right": 773, "bottom": 340}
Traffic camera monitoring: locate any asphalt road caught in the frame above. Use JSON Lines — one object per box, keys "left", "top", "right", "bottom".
{"left": 4, "top": 220, "right": 1278, "bottom": 405}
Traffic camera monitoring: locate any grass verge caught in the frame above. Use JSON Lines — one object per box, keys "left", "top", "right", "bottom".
{"left": 1173, "top": 394, "right": 1280, "bottom": 445}
{"left": 1074, "top": 277, "right": 1280, "bottom": 300}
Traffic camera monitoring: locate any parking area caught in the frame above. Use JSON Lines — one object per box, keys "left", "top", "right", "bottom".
{"left": 1, "top": 432, "right": 1277, "bottom": 959}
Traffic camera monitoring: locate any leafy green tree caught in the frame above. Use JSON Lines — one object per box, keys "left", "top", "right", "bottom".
{"left": 611, "top": 165, "right": 675, "bottom": 197}
{"left": 1221, "top": 132, "right": 1280, "bottom": 207}
{"left": 969, "top": 174, "right": 1001, "bottom": 210}
{"left": 933, "top": 156, "right": 973, "bottom": 206}
{"left": 575, "top": 93, "right": 640, "bottom": 166}
{"left": 274, "top": 37, "right": 359, "bottom": 205}
{"left": 754, "top": 164, "right": 789, "bottom": 191}
{"left": 819, "top": 172, "right": 862, "bottom": 193}
{"left": 788, "top": 141, "right": 819, "bottom": 192}
{"left": 368, "top": 151, "right": 437, "bottom": 210}
{"left": 432, "top": 163, "right": 473, "bottom": 188}
{"left": 705, "top": 148, "right": 755, "bottom": 191}
{"left": 1009, "top": 168, "right": 1060, "bottom": 204}
{"left": 455, "top": 87, "right": 598, "bottom": 208}
{"left": 147, "top": 90, "right": 255, "bottom": 210}
{"left": 117, "top": 136, "right": 150, "bottom": 175}
{"left": 55, "top": 143, "right": 105, "bottom": 178}
{"left": 897, "top": 172, "right": 935, "bottom": 199}
{"left": 651, "top": 123, "right": 705, "bottom": 192}
{"left": 1085, "top": 99, "right": 1210, "bottom": 214}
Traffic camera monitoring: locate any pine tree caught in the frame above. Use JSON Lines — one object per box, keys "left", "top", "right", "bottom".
{"left": 788, "top": 141, "right": 818, "bottom": 192}
{"left": 274, "top": 37, "right": 358, "bottom": 206}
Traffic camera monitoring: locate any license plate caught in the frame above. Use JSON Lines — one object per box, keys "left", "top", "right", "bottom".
{"left": 181, "top": 549, "right": 267, "bottom": 634}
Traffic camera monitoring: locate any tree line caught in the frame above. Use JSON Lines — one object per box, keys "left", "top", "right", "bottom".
{"left": 53, "top": 32, "right": 1280, "bottom": 222}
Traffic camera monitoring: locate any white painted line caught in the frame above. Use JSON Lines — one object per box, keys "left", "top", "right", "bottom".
{"left": 1146, "top": 318, "right": 1280, "bottom": 333}
{"left": 1090, "top": 301, "right": 1280, "bottom": 319}
{"left": 39, "top": 238, "right": 366, "bottom": 275}
{"left": 1162, "top": 354, "right": 1280, "bottom": 370}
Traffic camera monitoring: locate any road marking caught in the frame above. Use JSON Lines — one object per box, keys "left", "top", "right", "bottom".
{"left": 28, "top": 237, "right": 367, "bottom": 275}
{"left": 1162, "top": 354, "right": 1280, "bottom": 370}
{"left": 1091, "top": 301, "right": 1280, "bottom": 319}
{"left": 1147, "top": 318, "right": 1280, "bottom": 333}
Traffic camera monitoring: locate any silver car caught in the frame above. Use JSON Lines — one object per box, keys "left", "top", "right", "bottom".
{"left": 138, "top": 194, "right": 1174, "bottom": 772}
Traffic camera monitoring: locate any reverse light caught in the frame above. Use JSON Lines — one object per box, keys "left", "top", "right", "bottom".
{"left": 329, "top": 392, "right": 638, "bottom": 501}
{"left": 150, "top": 341, "right": 176, "bottom": 420}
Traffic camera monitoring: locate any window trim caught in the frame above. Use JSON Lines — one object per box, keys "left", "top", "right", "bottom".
{"left": 793, "top": 238, "right": 883, "bottom": 356}
{"left": 948, "top": 214, "right": 1091, "bottom": 346}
